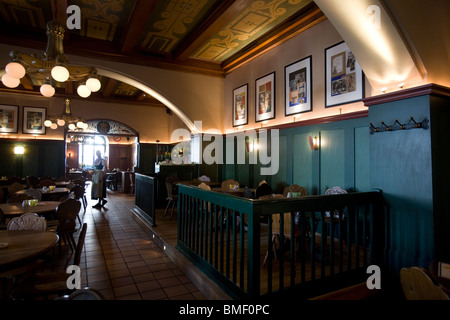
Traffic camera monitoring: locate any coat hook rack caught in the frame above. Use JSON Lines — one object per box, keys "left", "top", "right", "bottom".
{"left": 369, "top": 116, "right": 429, "bottom": 134}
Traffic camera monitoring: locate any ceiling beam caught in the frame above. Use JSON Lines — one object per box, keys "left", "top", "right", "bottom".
{"left": 102, "top": 78, "right": 118, "bottom": 98}
{"left": 173, "top": 0, "right": 245, "bottom": 61}
{"left": 120, "top": 0, "right": 158, "bottom": 53}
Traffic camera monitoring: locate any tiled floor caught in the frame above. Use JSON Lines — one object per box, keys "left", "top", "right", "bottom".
{"left": 43, "top": 184, "right": 206, "bottom": 300}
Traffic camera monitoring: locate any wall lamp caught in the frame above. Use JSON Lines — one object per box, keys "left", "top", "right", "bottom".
{"left": 14, "top": 146, "right": 24, "bottom": 155}
{"left": 308, "top": 136, "right": 319, "bottom": 150}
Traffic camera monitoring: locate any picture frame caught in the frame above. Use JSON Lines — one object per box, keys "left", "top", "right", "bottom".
{"left": 325, "top": 41, "right": 364, "bottom": 108}
{"left": 232, "top": 83, "right": 248, "bottom": 127}
{"left": 0, "top": 104, "right": 19, "bottom": 134}
{"left": 284, "top": 56, "right": 312, "bottom": 116}
{"left": 255, "top": 72, "right": 275, "bottom": 122}
{"left": 22, "top": 106, "right": 46, "bottom": 135}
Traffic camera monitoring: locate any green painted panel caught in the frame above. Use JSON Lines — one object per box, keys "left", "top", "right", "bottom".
{"left": 354, "top": 126, "right": 370, "bottom": 192}
{"left": 269, "top": 135, "right": 287, "bottom": 194}
{"left": 320, "top": 129, "right": 345, "bottom": 193}
{"left": 293, "top": 132, "right": 315, "bottom": 195}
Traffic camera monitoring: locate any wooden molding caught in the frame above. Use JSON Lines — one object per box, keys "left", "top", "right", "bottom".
{"left": 363, "top": 84, "right": 450, "bottom": 106}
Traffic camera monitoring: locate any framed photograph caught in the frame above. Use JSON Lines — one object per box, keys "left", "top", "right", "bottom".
{"left": 232, "top": 83, "right": 248, "bottom": 127}
{"left": 255, "top": 72, "right": 275, "bottom": 122}
{"left": 23, "top": 106, "right": 46, "bottom": 135}
{"left": 0, "top": 104, "right": 19, "bottom": 133}
{"left": 285, "top": 56, "right": 312, "bottom": 116}
{"left": 325, "top": 41, "right": 364, "bottom": 108}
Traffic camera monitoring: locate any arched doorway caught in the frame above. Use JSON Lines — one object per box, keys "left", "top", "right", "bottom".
{"left": 65, "top": 119, "right": 139, "bottom": 178}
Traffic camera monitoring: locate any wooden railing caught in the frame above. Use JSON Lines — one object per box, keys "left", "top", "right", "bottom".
{"left": 133, "top": 173, "right": 156, "bottom": 227}
{"left": 176, "top": 185, "right": 387, "bottom": 299}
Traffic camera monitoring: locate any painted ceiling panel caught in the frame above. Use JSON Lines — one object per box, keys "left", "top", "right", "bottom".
{"left": 192, "top": 0, "right": 313, "bottom": 62}
{"left": 138, "top": 0, "right": 221, "bottom": 53}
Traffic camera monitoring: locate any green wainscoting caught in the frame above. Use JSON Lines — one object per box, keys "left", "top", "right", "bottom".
{"left": 0, "top": 139, "right": 65, "bottom": 178}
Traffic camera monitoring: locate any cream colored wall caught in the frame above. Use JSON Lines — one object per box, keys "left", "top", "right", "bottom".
{"left": 224, "top": 19, "right": 372, "bottom": 132}
{"left": 0, "top": 92, "right": 186, "bottom": 142}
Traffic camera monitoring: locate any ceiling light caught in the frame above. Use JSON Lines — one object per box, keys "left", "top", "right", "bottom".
{"left": 1, "top": 73, "right": 20, "bottom": 88}
{"left": 77, "top": 83, "right": 91, "bottom": 98}
{"left": 1, "top": 20, "right": 101, "bottom": 98}
{"left": 45, "top": 98, "right": 87, "bottom": 131}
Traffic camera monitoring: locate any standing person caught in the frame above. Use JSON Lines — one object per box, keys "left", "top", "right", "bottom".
{"left": 91, "top": 150, "right": 107, "bottom": 209}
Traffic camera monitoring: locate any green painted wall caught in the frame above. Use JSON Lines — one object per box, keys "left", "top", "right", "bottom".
{"left": 0, "top": 140, "right": 65, "bottom": 179}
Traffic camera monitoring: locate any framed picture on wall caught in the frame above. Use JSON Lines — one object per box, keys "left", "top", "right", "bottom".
{"left": 0, "top": 104, "right": 19, "bottom": 134}
{"left": 232, "top": 83, "right": 248, "bottom": 127}
{"left": 22, "top": 106, "right": 46, "bottom": 135}
{"left": 325, "top": 41, "right": 364, "bottom": 108}
{"left": 255, "top": 72, "right": 275, "bottom": 122}
{"left": 285, "top": 56, "right": 312, "bottom": 116}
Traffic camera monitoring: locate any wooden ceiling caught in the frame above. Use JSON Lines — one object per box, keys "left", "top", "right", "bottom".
{"left": 0, "top": 0, "right": 325, "bottom": 106}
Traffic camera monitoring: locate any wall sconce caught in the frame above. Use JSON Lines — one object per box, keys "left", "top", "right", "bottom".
{"left": 308, "top": 136, "right": 319, "bottom": 150}
{"left": 68, "top": 152, "right": 72, "bottom": 158}
{"left": 14, "top": 146, "right": 24, "bottom": 155}
{"left": 246, "top": 140, "right": 259, "bottom": 152}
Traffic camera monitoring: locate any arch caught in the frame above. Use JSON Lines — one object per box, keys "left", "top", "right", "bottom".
{"left": 97, "top": 67, "right": 199, "bottom": 134}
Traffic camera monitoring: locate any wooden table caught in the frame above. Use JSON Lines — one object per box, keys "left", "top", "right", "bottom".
{"left": 0, "top": 201, "right": 61, "bottom": 218}
{"left": 16, "top": 188, "right": 70, "bottom": 201}
{"left": 0, "top": 231, "right": 59, "bottom": 272}
{"left": 211, "top": 187, "right": 255, "bottom": 197}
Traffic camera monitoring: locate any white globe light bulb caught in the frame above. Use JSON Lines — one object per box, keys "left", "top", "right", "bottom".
{"left": 40, "top": 83, "right": 55, "bottom": 97}
{"left": 5, "top": 62, "right": 26, "bottom": 79}
{"left": 77, "top": 84, "right": 91, "bottom": 98}
{"left": 1, "top": 73, "right": 20, "bottom": 88}
{"left": 44, "top": 120, "right": 53, "bottom": 127}
{"left": 68, "top": 123, "right": 76, "bottom": 130}
{"left": 86, "top": 77, "right": 101, "bottom": 92}
{"left": 51, "top": 65, "right": 69, "bottom": 82}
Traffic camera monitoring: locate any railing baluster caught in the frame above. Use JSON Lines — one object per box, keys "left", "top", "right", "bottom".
{"left": 239, "top": 212, "right": 244, "bottom": 289}
{"left": 290, "top": 211, "right": 295, "bottom": 287}
{"left": 320, "top": 211, "right": 326, "bottom": 278}
{"left": 267, "top": 214, "right": 273, "bottom": 294}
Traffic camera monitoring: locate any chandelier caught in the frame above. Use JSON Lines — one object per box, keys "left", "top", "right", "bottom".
{"left": 44, "top": 97, "right": 88, "bottom": 130}
{"left": 1, "top": 19, "right": 101, "bottom": 98}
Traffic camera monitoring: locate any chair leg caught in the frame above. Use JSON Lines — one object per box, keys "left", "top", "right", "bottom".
{"left": 164, "top": 200, "right": 172, "bottom": 218}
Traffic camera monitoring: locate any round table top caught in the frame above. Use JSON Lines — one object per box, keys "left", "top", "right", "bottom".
{"left": 0, "top": 230, "right": 59, "bottom": 272}
{"left": 16, "top": 187, "right": 70, "bottom": 195}
{"left": 0, "top": 201, "right": 61, "bottom": 218}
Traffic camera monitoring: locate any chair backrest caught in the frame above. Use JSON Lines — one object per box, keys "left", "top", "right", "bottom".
{"left": 7, "top": 194, "right": 33, "bottom": 204}
{"left": 24, "top": 188, "right": 42, "bottom": 201}
{"left": 198, "top": 182, "right": 211, "bottom": 191}
{"left": 38, "top": 179, "right": 56, "bottom": 188}
{"left": 221, "top": 179, "right": 239, "bottom": 189}
{"left": 7, "top": 182, "right": 24, "bottom": 194}
{"left": 255, "top": 183, "right": 272, "bottom": 199}
{"left": 73, "top": 223, "right": 87, "bottom": 266}
{"left": 198, "top": 175, "right": 210, "bottom": 182}
{"left": 27, "top": 176, "right": 40, "bottom": 188}
{"left": 0, "top": 208, "right": 5, "bottom": 226}
{"left": 283, "top": 184, "right": 307, "bottom": 197}
{"left": 73, "top": 179, "right": 86, "bottom": 188}
{"left": 325, "top": 186, "right": 347, "bottom": 195}
{"left": 56, "top": 199, "right": 82, "bottom": 232}
{"left": 70, "top": 185, "right": 85, "bottom": 200}
{"left": 191, "top": 178, "right": 201, "bottom": 186}
{"left": 7, "top": 213, "right": 47, "bottom": 231}
{"left": 400, "top": 267, "right": 449, "bottom": 300}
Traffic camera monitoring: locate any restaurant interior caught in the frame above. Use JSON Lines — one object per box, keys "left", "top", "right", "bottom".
{"left": 0, "top": 0, "right": 449, "bottom": 303}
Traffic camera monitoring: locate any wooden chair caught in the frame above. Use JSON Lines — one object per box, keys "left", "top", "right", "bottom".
{"left": 7, "top": 213, "right": 47, "bottom": 232}
{"left": 37, "top": 179, "right": 56, "bottom": 188}
{"left": 400, "top": 267, "right": 449, "bottom": 300}
{"left": 56, "top": 287, "right": 103, "bottom": 300}
{"left": 283, "top": 184, "right": 307, "bottom": 197}
{"left": 198, "top": 182, "right": 211, "bottom": 191}
{"left": 24, "top": 188, "right": 42, "bottom": 201}
{"left": 70, "top": 185, "right": 87, "bottom": 215}
{"left": 221, "top": 179, "right": 239, "bottom": 190}
{"left": 7, "top": 194, "right": 33, "bottom": 204}
{"left": 7, "top": 182, "right": 24, "bottom": 195}
{"left": 26, "top": 176, "right": 40, "bottom": 188}
{"left": 10, "top": 223, "right": 88, "bottom": 300}
{"left": 0, "top": 208, "right": 5, "bottom": 229}
{"left": 55, "top": 199, "right": 82, "bottom": 251}
{"left": 164, "top": 176, "right": 179, "bottom": 220}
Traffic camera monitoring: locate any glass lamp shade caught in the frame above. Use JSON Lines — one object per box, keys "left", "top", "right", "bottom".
{"left": 5, "top": 62, "right": 26, "bottom": 79}
{"left": 77, "top": 84, "right": 91, "bottom": 98}
{"left": 68, "top": 123, "right": 76, "bottom": 130}
{"left": 44, "top": 120, "right": 53, "bottom": 127}
{"left": 76, "top": 121, "right": 84, "bottom": 128}
{"left": 57, "top": 119, "right": 66, "bottom": 126}
{"left": 86, "top": 77, "right": 101, "bottom": 92}
{"left": 51, "top": 65, "right": 69, "bottom": 82}
{"left": 40, "top": 83, "right": 55, "bottom": 97}
{"left": 50, "top": 123, "right": 58, "bottom": 130}
{"left": 1, "top": 73, "right": 20, "bottom": 88}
